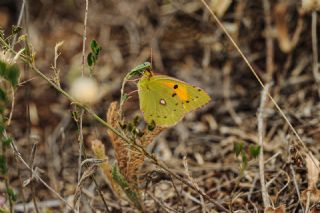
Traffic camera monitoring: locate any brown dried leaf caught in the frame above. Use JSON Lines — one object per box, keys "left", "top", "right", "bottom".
{"left": 305, "top": 154, "right": 320, "bottom": 189}
{"left": 274, "top": 3, "right": 292, "bottom": 53}
{"left": 264, "top": 204, "right": 286, "bottom": 213}
{"left": 301, "top": 188, "right": 320, "bottom": 204}
{"left": 300, "top": 153, "right": 320, "bottom": 207}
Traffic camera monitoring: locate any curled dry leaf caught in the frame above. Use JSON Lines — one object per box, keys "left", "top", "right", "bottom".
{"left": 264, "top": 204, "right": 286, "bottom": 213}
{"left": 301, "top": 153, "right": 320, "bottom": 206}
{"left": 274, "top": 2, "right": 304, "bottom": 53}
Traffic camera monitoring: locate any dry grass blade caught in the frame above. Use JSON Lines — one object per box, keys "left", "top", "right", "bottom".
{"left": 73, "top": 165, "right": 98, "bottom": 206}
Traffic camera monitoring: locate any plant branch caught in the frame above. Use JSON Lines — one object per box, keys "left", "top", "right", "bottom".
{"left": 258, "top": 83, "right": 272, "bottom": 208}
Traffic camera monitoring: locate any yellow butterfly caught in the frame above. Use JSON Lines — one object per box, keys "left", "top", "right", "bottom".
{"left": 136, "top": 63, "right": 211, "bottom": 127}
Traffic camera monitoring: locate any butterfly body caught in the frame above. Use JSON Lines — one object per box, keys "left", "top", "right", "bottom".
{"left": 138, "top": 70, "right": 211, "bottom": 127}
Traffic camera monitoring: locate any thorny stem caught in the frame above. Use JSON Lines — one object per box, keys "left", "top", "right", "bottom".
{"left": 0, "top": 37, "right": 229, "bottom": 212}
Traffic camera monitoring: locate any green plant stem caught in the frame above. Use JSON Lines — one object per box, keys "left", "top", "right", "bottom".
{"left": 0, "top": 37, "right": 228, "bottom": 212}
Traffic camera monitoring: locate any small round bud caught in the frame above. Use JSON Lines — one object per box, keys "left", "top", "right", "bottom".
{"left": 70, "top": 76, "right": 99, "bottom": 104}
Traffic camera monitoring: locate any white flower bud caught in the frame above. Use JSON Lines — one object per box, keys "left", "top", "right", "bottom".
{"left": 70, "top": 76, "right": 99, "bottom": 104}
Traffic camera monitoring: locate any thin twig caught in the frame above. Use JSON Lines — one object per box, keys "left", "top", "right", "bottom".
{"left": 312, "top": 11, "right": 320, "bottom": 96}
{"left": 30, "top": 141, "right": 40, "bottom": 213}
{"left": 258, "top": 83, "right": 272, "bottom": 208}
{"left": 82, "top": 0, "right": 89, "bottom": 76}
{"left": 263, "top": 0, "right": 274, "bottom": 81}
{"left": 11, "top": 0, "right": 26, "bottom": 46}
{"left": 290, "top": 164, "right": 304, "bottom": 211}
{"left": 199, "top": 0, "right": 317, "bottom": 169}
{"left": 76, "top": 109, "right": 84, "bottom": 212}
{"left": 9, "top": 135, "right": 76, "bottom": 212}
{"left": 6, "top": 86, "right": 15, "bottom": 126}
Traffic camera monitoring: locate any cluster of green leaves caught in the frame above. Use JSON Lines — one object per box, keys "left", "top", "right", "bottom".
{"left": 87, "top": 39, "right": 101, "bottom": 71}
{"left": 234, "top": 142, "right": 260, "bottom": 172}
{"left": 120, "top": 62, "right": 152, "bottom": 108}
{"left": 112, "top": 165, "right": 142, "bottom": 210}
{"left": 0, "top": 43, "right": 20, "bottom": 211}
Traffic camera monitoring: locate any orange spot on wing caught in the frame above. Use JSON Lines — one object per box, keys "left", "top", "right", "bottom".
{"left": 163, "top": 82, "right": 188, "bottom": 101}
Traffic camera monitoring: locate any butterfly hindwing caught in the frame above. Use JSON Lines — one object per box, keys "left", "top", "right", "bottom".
{"left": 138, "top": 78, "right": 185, "bottom": 126}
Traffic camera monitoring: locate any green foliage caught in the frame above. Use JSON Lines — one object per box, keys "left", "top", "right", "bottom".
{"left": 0, "top": 60, "right": 20, "bottom": 87}
{"left": 234, "top": 142, "right": 244, "bottom": 157}
{"left": 6, "top": 188, "right": 16, "bottom": 202}
{"left": 0, "top": 154, "right": 7, "bottom": 174}
{"left": 112, "top": 164, "right": 142, "bottom": 210}
{"left": 249, "top": 144, "right": 261, "bottom": 158}
{"left": 0, "top": 88, "right": 7, "bottom": 102}
{"left": 234, "top": 142, "right": 261, "bottom": 172}
{"left": 2, "top": 137, "right": 12, "bottom": 148}
{"left": 87, "top": 39, "right": 101, "bottom": 70}
{"left": 128, "top": 62, "right": 151, "bottom": 78}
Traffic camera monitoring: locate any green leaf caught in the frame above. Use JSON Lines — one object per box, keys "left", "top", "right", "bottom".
{"left": 0, "top": 61, "right": 6, "bottom": 77}
{"left": 6, "top": 187, "right": 17, "bottom": 202}
{"left": 0, "top": 155, "right": 7, "bottom": 174}
{"left": 234, "top": 142, "right": 244, "bottom": 157}
{"left": 87, "top": 52, "right": 94, "bottom": 66}
{"left": 129, "top": 62, "right": 151, "bottom": 78}
{"left": 2, "top": 137, "right": 12, "bottom": 147}
{"left": 112, "top": 165, "right": 142, "bottom": 210}
{"left": 249, "top": 145, "right": 261, "bottom": 158}
{"left": 6, "top": 64, "right": 20, "bottom": 87}
{"left": 0, "top": 88, "right": 7, "bottom": 102}
{"left": 0, "top": 123, "right": 4, "bottom": 134}
{"left": 90, "top": 39, "right": 98, "bottom": 51}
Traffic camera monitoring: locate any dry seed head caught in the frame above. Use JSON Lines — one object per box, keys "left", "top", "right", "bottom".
{"left": 91, "top": 139, "right": 106, "bottom": 159}
{"left": 0, "top": 49, "right": 23, "bottom": 65}
{"left": 70, "top": 76, "right": 99, "bottom": 104}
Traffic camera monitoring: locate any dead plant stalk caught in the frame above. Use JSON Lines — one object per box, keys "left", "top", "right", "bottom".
{"left": 258, "top": 83, "right": 272, "bottom": 208}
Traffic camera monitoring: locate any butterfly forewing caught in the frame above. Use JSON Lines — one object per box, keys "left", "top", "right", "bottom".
{"left": 138, "top": 74, "right": 211, "bottom": 127}
{"left": 152, "top": 75, "right": 211, "bottom": 111}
